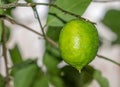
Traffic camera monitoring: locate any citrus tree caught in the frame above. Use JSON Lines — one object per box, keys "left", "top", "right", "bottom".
{"left": 0, "top": 0, "right": 120, "bottom": 87}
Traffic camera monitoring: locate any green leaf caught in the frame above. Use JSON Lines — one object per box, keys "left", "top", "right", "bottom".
{"left": 43, "top": 52, "right": 64, "bottom": 87}
{"left": 32, "top": 69, "right": 49, "bottom": 87}
{"left": 94, "top": 70, "right": 109, "bottom": 87}
{"left": 11, "top": 59, "right": 49, "bottom": 87}
{"left": 25, "top": 0, "right": 33, "bottom": 3}
{"left": 12, "top": 60, "right": 39, "bottom": 87}
{"left": 0, "top": 9, "right": 3, "bottom": 14}
{"left": 33, "top": 75, "right": 49, "bottom": 87}
{"left": 5, "top": 0, "right": 16, "bottom": 16}
{"left": 102, "top": 9, "right": 120, "bottom": 44}
{"left": 6, "top": 26, "right": 11, "bottom": 41}
{"left": 60, "top": 65, "right": 94, "bottom": 87}
{"left": 43, "top": 52, "right": 60, "bottom": 75}
{"left": 6, "top": 0, "right": 16, "bottom": 3}
{"left": 5, "top": 8, "right": 13, "bottom": 16}
{"left": 46, "top": 44, "right": 61, "bottom": 58}
{"left": 0, "top": 74, "right": 5, "bottom": 87}
{"left": 0, "top": 5, "right": 4, "bottom": 43}
{"left": 46, "top": 26, "right": 62, "bottom": 58}
{"left": 45, "top": 26, "right": 64, "bottom": 87}
{"left": 47, "top": 26, "right": 62, "bottom": 42}
{"left": 11, "top": 59, "right": 35, "bottom": 75}
{"left": 47, "top": 0, "right": 92, "bottom": 26}
{"left": 9, "top": 45, "right": 23, "bottom": 65}
{"left": 50, "top": 76, "right": 64, "bottom": 87}
{"left": 80, "top": 66, "right": 95, "bottom": 87}
{"left": 0, "top": 21, "right": 2, "bottom": 43}
{"left": 0, "top": 25, "right": 11, "bottom": 44}
{"left": 0, "top": 0, "right": 2, "bottom": 4}
{"left": 60, "top": 66, "right": 80, "bottom": 87}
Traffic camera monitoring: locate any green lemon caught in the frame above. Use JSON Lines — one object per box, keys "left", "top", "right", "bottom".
{"left": 59, "top": 19, "right": 99, "bottom": 72}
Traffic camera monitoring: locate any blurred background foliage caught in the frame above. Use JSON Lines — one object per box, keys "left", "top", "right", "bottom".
{"left": 102, "top": 9, "right": 120, "bottom": 44}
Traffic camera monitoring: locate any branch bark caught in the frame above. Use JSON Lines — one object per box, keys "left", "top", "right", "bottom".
{"left": 1, "top": 20, "right": 10, "bottom": 87}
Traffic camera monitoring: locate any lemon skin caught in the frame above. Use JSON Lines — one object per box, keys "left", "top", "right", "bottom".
{"left": 59, "top": 19, "right": 99, "bottom": 72}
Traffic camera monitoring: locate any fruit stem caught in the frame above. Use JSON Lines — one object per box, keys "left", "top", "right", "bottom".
{"left": 78, "top": 69, "right": 81, "bottom": 73}
{"left": 75, "top": 66, "right": 82, "bottom": 73}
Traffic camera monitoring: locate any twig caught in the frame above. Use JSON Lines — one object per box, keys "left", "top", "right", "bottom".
{"left": 46, "top": 37, "right": 59, "bottom": 48}
{"left": 0, "top": 14, "right": 43, "bottom": 36}
{"left": 0, "top": 14, "right": 58, "bottom": 47}
{"left": 32, "top": 7, "right": 59, "bottom": 47}
{"left": 1, "top": 20, "right": 10, "bottom": 87}
{"left": 48, "top": 4, "right": 95, "bottom": 24}
{"left": 97, "top": 54, "right": 120, "bottom": 67}
{"left": 0, "top": 2, "right": 95, "bottom": 24}
{"left": 32, "top": 7, "right": 47, "bottom": 39}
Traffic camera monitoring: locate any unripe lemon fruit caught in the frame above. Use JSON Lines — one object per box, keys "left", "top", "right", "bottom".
{"left": 59, "top": 19, "right": 99, "bottom": 72}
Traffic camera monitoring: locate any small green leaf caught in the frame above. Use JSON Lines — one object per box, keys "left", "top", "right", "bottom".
{"left": 50, "top": 76, "right": 64, "bottom": 87}
{"left": 0, "top": 74, "right": 5, "bottom": 87}
{"left": 47, "top": 26, "right": 62, "bottom": 42}
{"left": 46, "top": 44, "right": 61, "bottom": 58}
{"left": 0, "top": 25, "right": 11, "bottom": 44}
{"left": 32, "top": 69, "right": 49, "bottom": 87}
{"left": 11, "top": 59, "right": 35, "bottom": 75}
{"left": 47, "top": 0, "right": 92, "bottom": 26}
{"left": 43, "top": 52, "right": 60, "bottom": 75}
{"left": 102, "top": 9, "right": 120, "bottom": 44}
{"left": 94, "top": 70, "right": 109, "bottom": 87}
{"left": 46, "top": 26, "right": 62, "bottom": 58}
{"left": 0, "top": 9, "right": 3, "bottom": 14}
{"left": 12, "top": 60, "right": 39, "bottom": 87}
{"left": 33, "top": 75, "right": 49, "bottom": 87}
{"left": 9, "top": 45, "right": 23, "bottom": 65}
{"left": 5, "top": 8, "right": 13, "bottom": 16}
{"left": 6, "top": 26, "right": 11, "bottom": 41}
{"left": 43, "top": 52, "right": 64, "bottom": 87}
